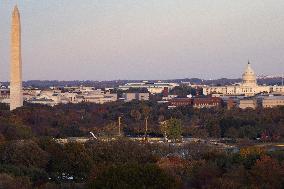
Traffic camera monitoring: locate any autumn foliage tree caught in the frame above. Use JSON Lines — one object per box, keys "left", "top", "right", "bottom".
{"left": 250, "top": 155, "right": 284, "bottom": 189}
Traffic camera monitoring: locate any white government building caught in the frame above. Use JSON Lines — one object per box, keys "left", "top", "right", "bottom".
{"left": 118, "top": 81, "right": 179, "bottom": 94}
{"left": 203, "top": 62, "right": 284, "bottom": 97}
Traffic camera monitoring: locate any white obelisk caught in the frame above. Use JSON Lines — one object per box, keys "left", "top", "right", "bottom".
{"left": 10, "top": 6, "right": 23, "bottom": 111}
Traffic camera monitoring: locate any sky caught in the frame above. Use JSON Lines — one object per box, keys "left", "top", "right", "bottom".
{"left": 0, "top": 0, "right": 284, "bottom": 81}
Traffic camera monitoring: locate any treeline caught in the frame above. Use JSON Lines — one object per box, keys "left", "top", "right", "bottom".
{"left": 0, "top": 138, "right": 283, "bottom": 188}
{"left": 0, "top": 101, "right": 283, "bottom": 141}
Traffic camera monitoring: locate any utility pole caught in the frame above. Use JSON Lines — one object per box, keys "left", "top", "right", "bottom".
{"left": 144, "top": 116, "right": 148, "bottom": 141}
{"left": 118, "top": 116, "right": 121, "bottom": 136}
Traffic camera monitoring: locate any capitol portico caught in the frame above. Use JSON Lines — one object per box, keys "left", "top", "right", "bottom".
{"left": 203, "top": 62, "right": 284, "bottom": 97}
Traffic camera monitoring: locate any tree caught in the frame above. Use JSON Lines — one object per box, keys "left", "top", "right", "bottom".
{"left": 240, "top": 147, "right": 264, "bottom": 159}
{"left": 59, "top": 124, "right": 83, "bottom": 137}
{"left": 204, "top": 118, "right": 221, "bottom": 138}
{"left": 240, "top": 147, "right": 265, "bottom": 169}
{"left": 250, "top": 155, "right": 284, "bottom": 189}
{"left": 1, "top": 124, "right": 33, "bottom": 140}
{"left": 86, "top": 139, "right": 157, "bottom": 165}
{"left": 182, "top": 143, "right": 211, "bottom": 160}
{"left": 0, "top": 173, "right": 32, "bottom": 189}
{"left": 1, "top": 140, "right": 48, "bottom": 168}
{"left": 169, "top": 85, "right": 196, "bottom": 97}
{"left": 217, "top": 165, "right": 250, "bottom": 189}
{"left": 0, "top": 164, "right": 49, "bottom": 186}
{"left": 157, "top": 156, "right": 188, "bottom": 185}
{"left": 186, "top": 160, "right": 221, "bottom": 189}
{"left": 88, "top": 163, "right": 180, "bottom": 189}
{"left": 47, "top": 142, "right": 93, "bottom": 182}
{"left": 130, "top": 109, "right": 141, "bottom": 122}
{"left": 239, "top": 125, "right": 259, "bottom": 139}
{"left": 141, "top": 103, "right": 151, "bottom": 118}
{"left": 100, "top": 121, "right": 118, "bottom": 136}
{"left": 186, "top": 127, "right": 208, "bottom": 138}
{"left": 224, "top": 127, "right": 238, "bottom": 139}
{"left": 161, "top": 118, "right": 182, "bottom": 142}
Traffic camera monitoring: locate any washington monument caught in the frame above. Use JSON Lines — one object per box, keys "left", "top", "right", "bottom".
{"left": 10, "top": 6, "right": 23, "bottom": 111}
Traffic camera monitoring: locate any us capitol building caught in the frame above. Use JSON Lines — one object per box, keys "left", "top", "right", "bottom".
{"left": 203, "top": 62, "right": 284, "bottom": 97}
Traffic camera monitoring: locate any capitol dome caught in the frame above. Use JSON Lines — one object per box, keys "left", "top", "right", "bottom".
{"left": 242, "top": 62, "right": 257, "bottom": 86}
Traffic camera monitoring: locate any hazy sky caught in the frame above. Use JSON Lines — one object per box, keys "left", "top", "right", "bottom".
{"left": 0, "top": 0, "right": 284, "bottom": 81}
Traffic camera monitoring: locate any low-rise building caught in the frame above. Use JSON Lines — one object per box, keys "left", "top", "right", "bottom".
{"left": 23, "top": 88, "right": 41, "bottom": 101}
{"left": 122, "top": 92, "right": 149, "bottom": 102}
{"left": 82, "top": 92, "right": 117, "bottom": 104}
{"left": 0, "top": 88, "right": 9, "bottom": 99}
{"left": 162, "top": 94, "right": 178, "bottom": 101}
{"left": 193, "top": 97, "right": 221, "bottom": 108}
{"left": 168, "top": 97, "right": 221, "bottom": 108}
{"left": 27, "top": 88, "right": 118, "bottom": 106}
{"left": 169, "top": 98, "right": 192, "bottom": 107}
{"left": 28, "top": 98, "right": 58, "bottom": 106}
{"left": 0, "top": 86, "right": 10, "bottom": 104}
{"left": 262, "top": 96, "right": 284, "bottom": 108}
{"left": 239, "top": 99, "right": 257, "bottom": 109}
{"left": 271, "top": 86, "right": 284, "bottom": 95}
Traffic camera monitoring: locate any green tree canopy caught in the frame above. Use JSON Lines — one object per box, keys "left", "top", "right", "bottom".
{"left": 88, "top": 163, "right": 180, "bottom": 189}
{"left": 161, "top": 118, "right": 183, "bottom": 142}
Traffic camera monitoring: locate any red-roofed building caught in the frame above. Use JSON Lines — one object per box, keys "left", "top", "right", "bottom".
{"left": 193, "top": 97, "right": 221, "bottom": 108}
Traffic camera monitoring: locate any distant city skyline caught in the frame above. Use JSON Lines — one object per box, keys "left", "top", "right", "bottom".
{"left": 1, "top": 0, "right": 284, "bottom": 81}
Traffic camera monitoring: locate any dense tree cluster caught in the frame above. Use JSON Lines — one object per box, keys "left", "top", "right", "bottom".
{"left": 0, "top": 137, "right": 282, "bottom": 188}
{"left": 1, "top": 100, "right": 283, "bottom": 141}
{"left": 0, "top": 102, "right": 283, "bottom": 188}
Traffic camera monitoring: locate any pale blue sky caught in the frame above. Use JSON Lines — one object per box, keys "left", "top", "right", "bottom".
{"left": 0, "top": 0, "right": 284, "bottom": 81}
